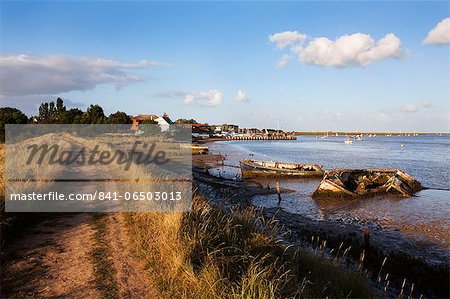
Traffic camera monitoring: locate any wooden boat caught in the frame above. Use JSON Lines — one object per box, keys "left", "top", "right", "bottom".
{"left": 180, "top": 144, "right": 209, "bottom": 155}
{"left": 239, "top": 160, "right": 324, "bottom": 178}
{"left": 313, "top": 168, "right": 423, "bottom": 198}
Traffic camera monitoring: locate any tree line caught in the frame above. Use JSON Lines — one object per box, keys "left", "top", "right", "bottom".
{"left": 0, "top": 98, "right": 132, "bottom": 142}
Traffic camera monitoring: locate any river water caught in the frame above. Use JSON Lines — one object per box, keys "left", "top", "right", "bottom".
{"left": 207, "top": 134, "right": 450, "bottom": 249}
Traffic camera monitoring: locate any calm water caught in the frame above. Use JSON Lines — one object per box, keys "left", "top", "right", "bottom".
{"left": 209, "top": 135, "right": 450, "bottom": 248}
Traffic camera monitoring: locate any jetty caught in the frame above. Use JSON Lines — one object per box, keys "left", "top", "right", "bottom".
{"left": 225, "top": 135, "right": 297, "bottom": 140}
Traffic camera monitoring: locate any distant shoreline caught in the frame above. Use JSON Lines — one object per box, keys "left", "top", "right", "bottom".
{"left": 196, "top": 132, "right": 449, "bottom": 143}
{"left": 292, "top": 131, "right": 450, "bottom": 135}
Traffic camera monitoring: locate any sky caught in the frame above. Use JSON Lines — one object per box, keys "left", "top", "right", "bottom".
{"left": 0, "top": 1, "right": 449, "bottom": 132}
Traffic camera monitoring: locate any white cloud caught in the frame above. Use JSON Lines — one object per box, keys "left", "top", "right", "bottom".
{"left": 235, "top": 89, "right": 249, "bottom": 102}
{"left": 269, "top": 31, "right": 308, "bottom": 49}
{"left": 376, "top": 111, "right": 393, "bottom": 121}
{"left": 423, "top": 18, "right": 450, "bottom": 45}
{"left": 420, "top": 99, "right": 433, "bottom": 108}
{"left": 269, "top": 31, "right": 405, "bottom": 68}
{"left": 0, "top": 53, "right": 168, "bottom": 97}
{"left": 188, "top": 90, "right": 223, "bottom": 106}
{"left": 319, "top": 110, "right": 346, "bottom": 121}
{"left": 159, "top": 90, "right": 223, "bottom": 107}
{"left": 276, "top": 54, "right": 290, "bottom": 69}
{"left": 402, "top": 104, "right": 419, "bottom": 113}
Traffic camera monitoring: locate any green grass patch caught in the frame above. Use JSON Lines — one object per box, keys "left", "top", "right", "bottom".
{"left": 90, "top": 214, "right": 119, "bottom": 299}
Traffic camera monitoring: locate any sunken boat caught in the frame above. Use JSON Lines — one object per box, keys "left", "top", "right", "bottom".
{"left": 240, "top": 160, "right": 324, "bottom": 178}
{"left": 313, "top": 168, "right": 423, "bottom": 198}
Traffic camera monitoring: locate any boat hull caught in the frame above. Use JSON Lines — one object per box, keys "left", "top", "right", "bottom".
{"left": 313, "top": 168, "right": 423, "bottom": 198}
{"left": 240, "top": 160, "right": 324, "bottom": 178}
{"left": 180, "top": 144, "right": 209, "bottom": 155}
{"left": 191, "top": 146, "right": 209, "bottom": 155}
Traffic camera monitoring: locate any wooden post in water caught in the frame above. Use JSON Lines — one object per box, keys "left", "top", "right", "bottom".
{"left": 276, "top": 181, "right": 282, "bottom": 205}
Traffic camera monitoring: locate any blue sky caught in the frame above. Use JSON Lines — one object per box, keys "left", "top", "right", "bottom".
{"left": 0, "top": 1, "right": 449, "bottom": 131}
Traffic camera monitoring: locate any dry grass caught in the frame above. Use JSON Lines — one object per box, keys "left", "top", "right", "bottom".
{"left": 125, "top": 197, "right": 373, "bottom": 298}
{"left": 0, "top": 143, "right": 5, "bottom": 202}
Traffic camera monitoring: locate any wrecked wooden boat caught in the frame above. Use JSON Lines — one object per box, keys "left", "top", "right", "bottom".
{"left": 240, "top": 160, "right": 324, "bottom": 178}
{"left": 192, "top": 144, "right": 209, "bottom": 155}
{"left": 180, "top": 144, "right": 209, "bottom": 155}
{"left": 313, "top": 168, "right": 423, "bottom": 198}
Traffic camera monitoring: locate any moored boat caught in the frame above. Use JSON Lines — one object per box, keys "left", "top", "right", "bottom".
{"left": 239, "top": 160, "right": 324, "bottom": 178}
{"left": 344, "top": 138, "right": 353, "bottom": 144}
{"left": 180, "top": 143, "right": 209, "bottom": 155}
{"left": 313, "top": 168, "right": 423, "bottom": 198}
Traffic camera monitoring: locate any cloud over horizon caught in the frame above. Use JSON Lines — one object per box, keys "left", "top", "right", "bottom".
{"left": 0, "top": 53, "right": 168, "bottom": 97}
{"left": 423, "top": 18, "right": 450, "bottom": 45}
{"left": 401, "top": 99, "right": 433, "bottom": 113}
{"left": 235, "top": 89, "right": 249, "bottom": 102}
{"left": 159, "top": 90, "right": 224, "bottom": 107}
{"left": 402, "top": 104, "right": 419, "bottom": 113}
{"left": 269, "top": 31, "right": 406, "bottom": 68}
{"left": 420, "top": 99, "right": 433, "bottom": 108}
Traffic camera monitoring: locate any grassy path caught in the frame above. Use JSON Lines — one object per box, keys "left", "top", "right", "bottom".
{"left": 1, "top": 137, "right": 157, "bottom": 298}
{"left": 2, "top": 212, "right": 158, "bottom": 298}
{"left": 2, "top": 213, "right": 100, "bottom": 298}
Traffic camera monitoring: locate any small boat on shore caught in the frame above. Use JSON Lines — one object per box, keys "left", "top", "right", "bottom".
{"left": 240, "top": 160, "right": 324, "bottom": 178}
{"left": 313, "top": 168, "right": 423, "bottom": 198}
{"left": 181, "top": 144, "right": 209, "bottom": 155}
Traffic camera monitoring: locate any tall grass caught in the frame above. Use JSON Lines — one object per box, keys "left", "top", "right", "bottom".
{"left": 0, "top": 143, "right": 5, "bottom": 214}
{"left": 125, "top": 197, "right": 373, "bottom": 298}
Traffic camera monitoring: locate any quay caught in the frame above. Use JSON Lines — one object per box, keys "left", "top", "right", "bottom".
{"left": 225, "top": 135, "right": 297, "bottom": 140}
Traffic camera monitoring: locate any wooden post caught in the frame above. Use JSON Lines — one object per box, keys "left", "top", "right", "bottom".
{"left": 276, "top": 181, "right": 282, "bottom": 205}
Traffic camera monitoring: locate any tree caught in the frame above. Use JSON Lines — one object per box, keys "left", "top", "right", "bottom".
{"left": 60, "top": 108, "right": 84, "bottom": 124}
{"left": 175, "top": 118, "right": 198, "bottom": 124}
{"left": 141, "top": 119, "right": 161, "bottom": 135}
{"left": 56, "top": 97, "right": 66, "bottom": 118}
{"left": 107, "top": 111, "right": 132, "bottom": 124}
{"left": 49, "top": 101, "right": 56, "bottom": 122}
{"left": 0, "top": 107, "right": 28, "bottom": 142}
{"left": 80, "top": 104, "right": 106, "bottom": 124}
{"left": 38, "top": 102, "right": 49, "bottom": 123}
{"left": 37, "top": 98, "right": 67, "bottom": 123}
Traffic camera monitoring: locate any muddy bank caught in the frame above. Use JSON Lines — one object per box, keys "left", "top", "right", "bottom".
{"left": 264, "top": 208, "right": 449, "bottom": 298}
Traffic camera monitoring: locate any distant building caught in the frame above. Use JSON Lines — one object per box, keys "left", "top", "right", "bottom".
{"left": 192, "top": 123, "right": 211, "bottom": 138}
{"left": 221, "top": 124, "right": 239, "bottom": 133}
{"left": 245, "top": 128, "right": 262, "bottom": 135}
{"left": 131, "top": 113, "right": 173, "bottom": 132}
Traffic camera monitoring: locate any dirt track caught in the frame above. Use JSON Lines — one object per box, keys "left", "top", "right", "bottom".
{"left": 1, "top": 213, "right": 157, "bottom": 298}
